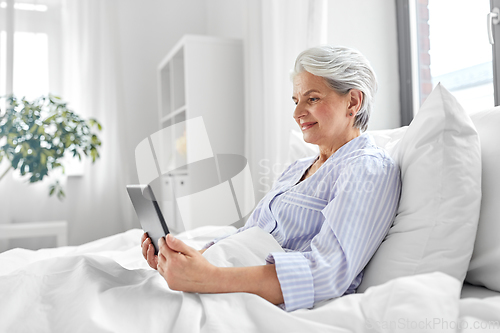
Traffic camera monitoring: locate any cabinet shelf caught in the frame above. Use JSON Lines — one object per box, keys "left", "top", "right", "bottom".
{"left": 157, "top": 34, "right": 244, "bottom": 232}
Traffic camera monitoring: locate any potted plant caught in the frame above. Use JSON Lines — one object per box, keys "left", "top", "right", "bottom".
{"left": 0, "top": 95, "right": 102, "bottom": 200}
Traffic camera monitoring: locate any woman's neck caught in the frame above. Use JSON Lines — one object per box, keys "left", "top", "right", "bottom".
{"left": 317, "top": 129, "right": 361, "bottom": 162}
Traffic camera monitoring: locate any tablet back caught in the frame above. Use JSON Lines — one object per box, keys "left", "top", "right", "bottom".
{"left": 127, "top": 184, "right": 169, "bottom": 254}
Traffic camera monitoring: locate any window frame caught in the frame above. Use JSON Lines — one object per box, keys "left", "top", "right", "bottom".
{"left": 395, "top": 0, "right": 414, "bottom": 126}
{"left": 492, "top": 0, "right": 500, "bottom": 105}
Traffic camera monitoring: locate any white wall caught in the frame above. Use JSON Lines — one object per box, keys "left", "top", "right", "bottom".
{"left": 206, "top": 0, "right": 244, "bottom": 39}
{"left": 327, "top": 0, "right": 401, "bottom": 130}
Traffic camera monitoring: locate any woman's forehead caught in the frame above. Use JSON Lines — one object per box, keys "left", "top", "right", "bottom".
{"left": 293, "top": 72, "right": 329, "bottom": 95}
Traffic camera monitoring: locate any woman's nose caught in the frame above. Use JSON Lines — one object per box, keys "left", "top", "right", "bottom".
{"left": 293, "top": 102, "right": 307, "bottom": 120}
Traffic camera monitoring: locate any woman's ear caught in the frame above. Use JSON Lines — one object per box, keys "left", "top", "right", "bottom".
{"left": 347, "top": 89, "right": 363, "bottom": 116}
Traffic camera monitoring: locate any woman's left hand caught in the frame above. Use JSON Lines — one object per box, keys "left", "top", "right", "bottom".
{"left": 157, "top": 234, "right": 218, "bottom": 293}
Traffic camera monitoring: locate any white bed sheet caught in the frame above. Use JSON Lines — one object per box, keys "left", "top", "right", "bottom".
{"left": 1, "top": 226, "right": 499, "bottom": 333}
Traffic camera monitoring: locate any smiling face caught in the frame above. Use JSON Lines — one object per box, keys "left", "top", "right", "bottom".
{"left": 292, "top": 71, "right": 361, "bottom": 155}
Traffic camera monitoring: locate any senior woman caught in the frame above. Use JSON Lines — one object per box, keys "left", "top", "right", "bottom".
{"left": 141, "top": 45, "right": 401, "bottom": 312}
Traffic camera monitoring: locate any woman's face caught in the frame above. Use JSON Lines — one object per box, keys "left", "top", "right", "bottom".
{"left": 292, "top": 71, "right": 357, "bottom": 149}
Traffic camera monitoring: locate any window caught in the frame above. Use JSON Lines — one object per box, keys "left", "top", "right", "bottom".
{"left": 0, "top": 0, "right": 59, "bottom": 98}
{"left": 0, "top": 31, "right": 6, "bottom": 96}
{"left": 0, "top": 0, "right": 82, "bottom": 176}
{"left": 13, "top": 32, "right": 50, "bottom": 99}
{"left": 397, "top": 0, "right": 498, "bottom": 123}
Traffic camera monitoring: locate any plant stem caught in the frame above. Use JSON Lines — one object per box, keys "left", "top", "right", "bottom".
{"left": 0, "top": 166, "right": 12, "bottom": 182}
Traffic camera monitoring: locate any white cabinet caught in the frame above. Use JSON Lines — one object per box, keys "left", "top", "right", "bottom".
{"left": 156, "top": 35, "right": 245, "bottom": 232}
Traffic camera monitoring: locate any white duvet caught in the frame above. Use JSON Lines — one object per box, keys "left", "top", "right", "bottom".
{"left": 1, "top": 226, "right": 499, "bottom": 333}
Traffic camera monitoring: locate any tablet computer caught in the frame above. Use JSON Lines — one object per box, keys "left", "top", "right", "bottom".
{"left": 126, "top": 184, "right": 169, "bottom": 255}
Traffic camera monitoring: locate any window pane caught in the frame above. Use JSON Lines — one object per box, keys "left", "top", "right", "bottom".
{"left": 0, "top": 31, "right": 6, "bottom": 96}
{"left": 13, "top": 32, "right": 49, "bottom": 100}
{"left": 416, "top": 0, "right": 494, "bottom": 113}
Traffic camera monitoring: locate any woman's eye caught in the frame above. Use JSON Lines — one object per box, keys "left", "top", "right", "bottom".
{"left": 309, "top": 98, "right": 319, "bottom": 103}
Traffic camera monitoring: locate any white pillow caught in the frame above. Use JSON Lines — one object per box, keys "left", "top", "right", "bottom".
{"left": 465, "top": 106, "right": 500, "bottom": 292}
{"left": 357, "top": 83, "right": 482, "bottom": 292}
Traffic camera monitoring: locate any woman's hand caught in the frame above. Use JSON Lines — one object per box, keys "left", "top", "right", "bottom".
{"left": 141, "top": 233, "right": 206, "bottom": 270}
{"left": 157, "top": 234, "right": 217, "bottom": 292}
{"left": 141, "top": 232, "right": 158, "bottom": 270}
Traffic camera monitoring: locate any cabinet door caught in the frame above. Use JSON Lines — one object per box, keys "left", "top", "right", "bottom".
{"left": 160, "top": 175, "right": 177, "bottom": 232}
{"left": 173, "top": 174, "right": 189, "bottom": 197}
{"left": 171, "top": 174, "right": 189, "bottom": 231}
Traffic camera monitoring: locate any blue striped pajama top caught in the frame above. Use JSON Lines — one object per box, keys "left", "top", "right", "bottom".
{"left": 208, "top": 133, "right": 401, "bottom": 311}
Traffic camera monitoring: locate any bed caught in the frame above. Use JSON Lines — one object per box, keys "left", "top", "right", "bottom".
{"left": 1, "top": 85, "right": 500, "bottom": 332}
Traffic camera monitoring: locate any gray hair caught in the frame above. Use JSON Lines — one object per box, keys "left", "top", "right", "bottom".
{"left": 291, "top": 45, "right": 378, "bottom": 132}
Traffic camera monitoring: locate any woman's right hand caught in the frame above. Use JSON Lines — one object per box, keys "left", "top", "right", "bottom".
{"left": 141, "top": 232, "right": 208, "bottom": 269}
{"left": 141, "top": 232, "right": 158, "bottom": 270}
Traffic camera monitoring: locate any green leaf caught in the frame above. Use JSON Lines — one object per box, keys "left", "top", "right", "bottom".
{"left": 11, "top": 155, "right": 21, "bottom": 169}
{"left": 43, "top": 114, "right": 57, "bottom": 124}
{"left": 21, "top": 142, "right": 29, "bottom": 157}
{"left": 7, "top": 133, "right": 16, "bottom": 146}
{"left": 37, "top": 125, "right": 45, "bottom": 135}
{"left": 64, "top": 134, "right": 71, "bottom": 148}
{"left": 57, "top": 188, "right": 65, "bottom": 200}
{"left": 49, "top": 95, "right": 62, "bottom": 102}
{"left": 40, "top": 151, "right": 46, "bottom": 166}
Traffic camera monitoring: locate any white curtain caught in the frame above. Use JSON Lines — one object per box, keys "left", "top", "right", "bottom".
{"left": 60, "top": 0, "right": 134, "bottom": 242}
{"left": 243, "top": 0, "right": 327, "bottom": 200}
